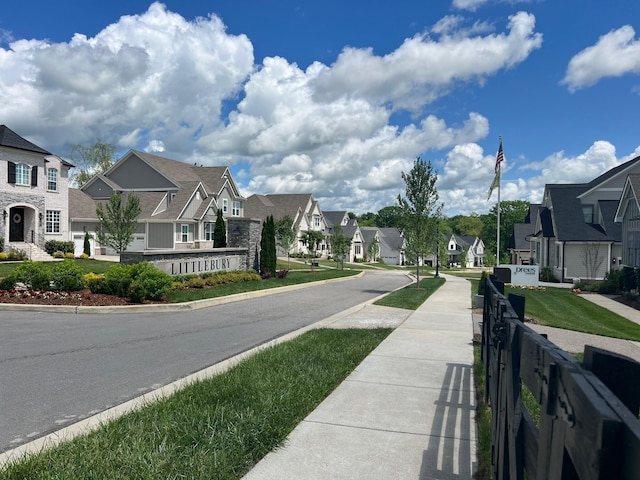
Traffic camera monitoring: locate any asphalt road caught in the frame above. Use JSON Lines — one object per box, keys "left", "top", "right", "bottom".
{"left": 0, "top": 270, "right": 411, "bottom": 453}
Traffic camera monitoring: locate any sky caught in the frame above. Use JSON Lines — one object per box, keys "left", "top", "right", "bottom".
{"left": 2, "top": 1, "right": 640, "bottom": 216}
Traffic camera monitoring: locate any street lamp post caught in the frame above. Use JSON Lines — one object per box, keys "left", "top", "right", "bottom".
{"left": 434, "top": 220, "right": 440, "bottom": 278}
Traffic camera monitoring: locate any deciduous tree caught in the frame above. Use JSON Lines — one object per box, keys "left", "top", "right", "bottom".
{"left": 397, "top": 157, "right": 442, "bottom": 287}
{"left": 96, "top": 192, "right": 141, "bottom": 253}
{"left": 275, "top": 215, "right": 296, "bottom": 269}
{"left": 329, "top": 225, "right": 351, "bottom": 270}
{"left": 70, "top": 140, "right": 116, "bottom": 187}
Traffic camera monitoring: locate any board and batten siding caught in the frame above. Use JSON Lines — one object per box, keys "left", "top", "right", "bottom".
{"left": 148, "top": 223, "right": 174, "bottom": 249}
{"left": 564, "top": 242, "right": 609, "bottom": 280}
{"left": 623, "top": 199, "right": 640, "bottom": 267}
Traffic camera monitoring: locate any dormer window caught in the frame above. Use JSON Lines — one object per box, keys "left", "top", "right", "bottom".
{"left": 582, "top": 205, "right": 594, "bottom": 223}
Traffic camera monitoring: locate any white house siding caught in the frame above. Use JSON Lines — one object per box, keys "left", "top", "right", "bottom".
{"left": 564, "top": 242, "right": 610, "bottom": 281}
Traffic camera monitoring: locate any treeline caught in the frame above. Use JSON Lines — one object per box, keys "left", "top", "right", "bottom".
{"left": 352, "top": 200, "right": 530, "bottom": 265}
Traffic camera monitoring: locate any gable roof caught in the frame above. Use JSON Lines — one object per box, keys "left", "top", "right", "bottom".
{"left": 546, "top": 184, "right": 619, "bottom": 241}
{"left": 0, "top": 125, "right": 51, "bottom": 155}
{"left": 615, "top": 174, "right": 640, "bottom": 222}
{"left": 578, "top": 154, "right": 640, "bottom": 199}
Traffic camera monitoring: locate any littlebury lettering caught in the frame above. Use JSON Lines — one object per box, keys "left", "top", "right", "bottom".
{"left": 170, "top": 257, "right": 234, "bottom": 275}
{"left": 149, "top": 256, "right": 239, "bottom": 276}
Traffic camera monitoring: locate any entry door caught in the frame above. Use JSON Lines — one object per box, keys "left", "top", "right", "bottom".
{"left": 9, "top": 207, "right": 24, "bottom": 242}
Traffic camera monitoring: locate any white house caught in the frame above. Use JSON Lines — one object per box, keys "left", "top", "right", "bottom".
{"left": 0, "top": 125, "right": 73, "bottom": 259}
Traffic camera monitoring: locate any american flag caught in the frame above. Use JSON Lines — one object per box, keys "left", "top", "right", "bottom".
{"left": 495, "top": 139, "right": 504, "bottom": 174}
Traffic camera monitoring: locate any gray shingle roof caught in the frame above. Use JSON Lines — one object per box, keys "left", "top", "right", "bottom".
{"left": 0, "top": 125, "right": 51, "bottom": 155}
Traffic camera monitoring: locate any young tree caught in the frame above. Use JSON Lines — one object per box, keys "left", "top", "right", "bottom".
{"left": 275, "top": 215, "right": 296, "bottom": 269}
{"left": 95, "top": 192, "right": 141, "bottom": 253}
{"left": 367, "top": 236, "right": 380, "bottom": 262}
{"left": 83, "top": 231, "right": 92, "bottom": 257}
{"left": 397, "top": 157, "right": 442, "bottom": 287}
{"left": 70, "top": 140, "right": 116, "bottom": 187}
{"left": 330, "top": 225, "right": 352, "bottom": 270}
{"left": 214, "top": 209, "right": 227, "bottom": 247}
{"left": 260, "top": 215, "right": 277, "bottom": 276}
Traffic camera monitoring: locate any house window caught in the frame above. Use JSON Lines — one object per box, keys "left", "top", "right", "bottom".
{"left": 315, "top": 216, "right": 321, "bottom": 228}
{"left": 47, "top": 168, "right": 58, "bottom": 191}
{"left": 181, "top": 224, "right": 189, "bottom": 242}
{"left": 583, "top": 205, "right": 594, "bottom": 223}
{"left": 232, "top": 201, "right": 241, "bottom": 216}
{"left": 46, "top": 210, "right": 61, "bottom": 233}
{"left": 204, "top": 222, "right": 214, "bottom": 241}
{"left": 223, "top": 199, "right": 228, "bottom": 214}
{"left": 16, "top": 163, "right": 30, "bottom": 185}
{"left": 355, "top": 245, "right": 361, "bottom": 255}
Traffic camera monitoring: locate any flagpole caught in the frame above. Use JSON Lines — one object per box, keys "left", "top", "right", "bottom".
{"left": 496, "top": 167, "right": 501, "bottom": 264}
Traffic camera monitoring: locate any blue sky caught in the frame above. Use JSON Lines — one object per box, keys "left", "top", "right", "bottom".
{"left": 2, "top": 1, "right": 640, "bottom": 216}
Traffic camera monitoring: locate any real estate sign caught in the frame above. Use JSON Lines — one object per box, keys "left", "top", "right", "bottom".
{"left": 498, "top": 264, "right": 540, "bottom": 287}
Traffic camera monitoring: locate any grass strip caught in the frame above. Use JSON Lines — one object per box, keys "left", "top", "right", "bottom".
{"left": 373, "top": 276, "right": 445, "bottom": 310}
{"left": 1, "top": 328, "right": 392, "bottom": 480}
{"left": 166, "top": 269, "right": 358, "bottom": 303}
{"left": 507, "top": 286, "right": 640, "bottom": 341}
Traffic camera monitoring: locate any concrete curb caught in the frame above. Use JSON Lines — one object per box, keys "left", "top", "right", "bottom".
{"left": 0, "top": 271, "right": 366, "bottom": 314}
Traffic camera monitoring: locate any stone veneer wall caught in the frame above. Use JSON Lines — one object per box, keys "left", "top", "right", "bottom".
{"left": 0, "top": 191, "right": 46, "bottom": 247}
{"left": 226, "top": 217, "right": 262, "bottom": 272}
{"left": 119, "top": 217, "right": 262, "bottom": 274}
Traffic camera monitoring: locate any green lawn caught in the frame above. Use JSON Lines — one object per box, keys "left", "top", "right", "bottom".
{"left": 0, "top": 328, "right": 391, "bottom": 480}
{"left": 374, "top": 276, "right": 445, "bottom": 310}
{"left": 506, "top": 286, "right": 640, "bottom": 341}
{"left": 167, "top": 269, "right": 358, "bottom": 302}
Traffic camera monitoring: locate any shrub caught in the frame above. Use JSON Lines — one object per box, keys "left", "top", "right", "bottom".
{"left": 78, "top": 253, "right": 89, "bottom": 260}
{"left": 51, "top": 261, "right": 86, "bottom": 291}
{"left": 83, "top": 232, "right": 92, "bottom": 257}
{"left": 45, "top": 240, "right": 74, "bottom": 255}
{"left": 127, "top": 281, "right": 147, "bottom": 303}
{"left": 0, "top": 252, "right": 8, "bottom": 261}
{"left": 596, "top": 269, "right": 623, "bottom": 294}
{"left": 277, "top": 269, "right": 289, "bottom": 279}
{"left": 64, "top": 252, "right": 76, "bottom": 259}
{"left": 187, "top": 277, "right": 208, "bottom": 288}
{"left": 478, "top": 271, "right": 488, "bottom": 295}
{"left": 128, "top": 262, "right": 172, "bottom": 301}
{"left": 0, "top": 276, "right": 16, "bottom": 290}
{"left": 103, "top": 264, "right": 134, "bottom": 297}
{"left": 539, "top": 266, "right": 556, "bottom": 282}
{"left": 8, "top": 249, "right": 27, "bottom": 261}
{"left": 13, "top": 262, "right": 52, "bottom": 290}
{"left": 85, "top": 273, "right": 107, "bottom": 294}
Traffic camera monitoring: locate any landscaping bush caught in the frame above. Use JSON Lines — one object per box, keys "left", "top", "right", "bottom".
{"left": 51, "top": 261, "right": 86, "bottom": 291}
{"left": 0, "top": 276, "right": 16, "bottom": 290}
{"left": 83, "top": 232, "right": 92, "bottom": 257}
{"left": 0, "top": 252, "right": 8, "bottom": 261}
{"left": 84, "top": 273, "right": 106, "bottom": 294}
{"left": 127, "top": 280, "right": 147, "bottom": 303}
{"left": 128, "top": 262, "right": 172, "bottom": 301}
{"left": 277, "top": 269, "right": 289, "bottom": 278}
{"left": 44, "top": 240, "right": 74, "bottom": 255}
{"left": 596, "top": 269, "right": 624, "bottom": 294}
{"left": 102, "top": 264, "right": 133, "bottom": 297}
{"left": 64, "top": 252, "right": 75, "bottom": 259}
{"left": 13, "top": 262, "right": 52, "bottom": 290}
{"left": 622, "top": 266, "right": 637, "bottom": 292}
{"left": 478, "top": 270, "right": 488, "bottom": 295}
{"left": 539, "top": 266, "right": 556, "bottom": 282}
{"left": 8, "top": 249, "right": 27, "bottom": 261}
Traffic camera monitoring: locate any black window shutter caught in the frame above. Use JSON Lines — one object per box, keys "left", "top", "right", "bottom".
{"left": 8, "top": 162, "right": 15, "bottom": 184}
{"left": 31, "top": 165, "right": 38, "bottom": 186}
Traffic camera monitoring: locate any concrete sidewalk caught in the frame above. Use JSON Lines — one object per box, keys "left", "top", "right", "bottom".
{"left": 243, "top": 274, "right": 476, "bottom": 480}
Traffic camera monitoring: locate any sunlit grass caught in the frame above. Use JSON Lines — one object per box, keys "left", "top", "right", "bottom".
{"left": 1, "top": 328, "right": 392, "bottom": 480}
